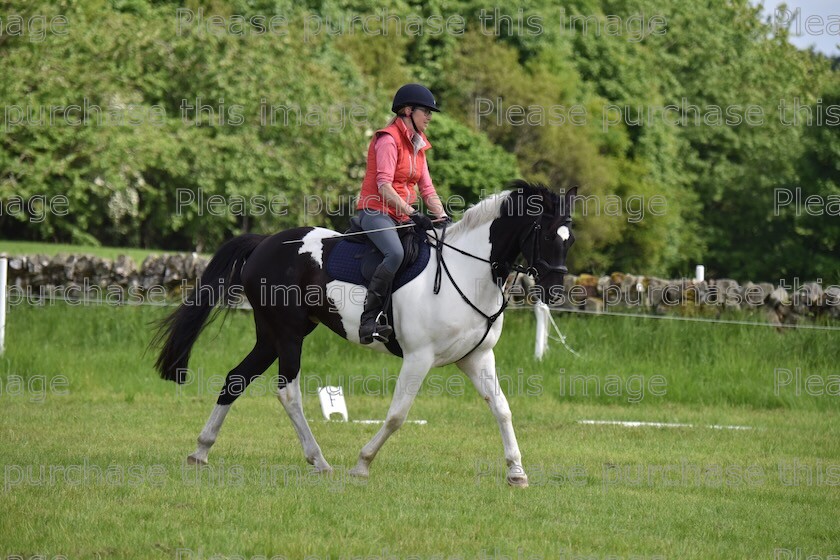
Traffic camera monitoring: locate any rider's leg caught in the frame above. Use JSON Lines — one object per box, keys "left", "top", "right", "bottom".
{"left": 359, "top": 210, "right": 404, "bottom": 273}
{"left": 359, "top": 262, "right": 396, "bottom": 344}
{"left": 358, "top": 210, "right": 404, "bottom": 344}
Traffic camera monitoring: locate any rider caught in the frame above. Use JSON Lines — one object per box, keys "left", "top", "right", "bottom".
{"left": 356, "top": 83, "right": 448, "bottom": 345}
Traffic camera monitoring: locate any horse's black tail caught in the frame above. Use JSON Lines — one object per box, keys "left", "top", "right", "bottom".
{"left": 153, "top": 233, "right": 268, "bottom": 383}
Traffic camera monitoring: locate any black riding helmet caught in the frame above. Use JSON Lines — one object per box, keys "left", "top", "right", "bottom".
{"left": 391, "top": 83, "right": 441, "bottom": 113}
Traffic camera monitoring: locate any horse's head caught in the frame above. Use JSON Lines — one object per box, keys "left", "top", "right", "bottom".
{"left": 490, "top": 181, "right": 578, "bottom": 305}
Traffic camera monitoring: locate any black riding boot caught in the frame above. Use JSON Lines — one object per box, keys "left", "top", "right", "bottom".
{"left": 359, "top": 264, "right": 396, "bottom": 345}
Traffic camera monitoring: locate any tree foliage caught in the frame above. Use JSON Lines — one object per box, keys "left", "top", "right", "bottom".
{"left": 0, "top": 0, "right": 837, "bottom": 281}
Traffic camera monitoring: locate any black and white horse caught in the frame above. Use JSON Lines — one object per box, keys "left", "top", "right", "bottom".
{"left": 154, "top": 181, "right": 576, "bottom": 487}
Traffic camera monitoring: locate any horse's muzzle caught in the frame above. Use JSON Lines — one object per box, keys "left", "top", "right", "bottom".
{"left": 547, "top": 281, "right": 565, "bottom": 306}
{"left": 531, "top": 261, "right": 567, "bottom": 282}
{"left": 531, "top": 276, "right": 566, "bottom": 306}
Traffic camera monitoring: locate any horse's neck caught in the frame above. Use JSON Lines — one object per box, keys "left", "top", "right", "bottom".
{"left": 445, "top": 220, "right": 492, "bottom": 258}
{"left": 443, "top": 221, "right": 505, "bottom": 302}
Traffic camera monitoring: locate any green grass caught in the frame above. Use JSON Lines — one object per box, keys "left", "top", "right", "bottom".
{"left": 3, "top": 302, "right": 838, "bottom": 410}
{"left": 0, "top": 240, "right": 195, "bottom": 262}
{"left": 1, "top": 302, "right": 839, "bottom": 559}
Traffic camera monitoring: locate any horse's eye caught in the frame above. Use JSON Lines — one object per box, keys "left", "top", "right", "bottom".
{"left": 557, "top": 225, "right": 570, "bottom": 241}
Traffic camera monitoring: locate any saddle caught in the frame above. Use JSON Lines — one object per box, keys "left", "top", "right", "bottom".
{"left": 325, "top": 216, "right": 431, "bottom": 291}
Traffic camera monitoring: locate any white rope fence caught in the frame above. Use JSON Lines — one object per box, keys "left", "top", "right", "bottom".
{"left": 538, "top": 304, "right": 840, "bottom": 331}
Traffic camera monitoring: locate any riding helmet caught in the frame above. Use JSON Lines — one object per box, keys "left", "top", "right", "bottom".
{"left": 391, "top": 83, "right": 441, "bottom": 113}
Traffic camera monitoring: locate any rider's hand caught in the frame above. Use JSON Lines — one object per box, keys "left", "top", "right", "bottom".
{"left": 410, "top": 211, "right": 435, "bottom": 231}
{"left": 433, "top": 215, "right": 452, "bottom": 227}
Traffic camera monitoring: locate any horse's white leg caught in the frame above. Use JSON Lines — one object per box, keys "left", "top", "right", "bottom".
{"left": 349, "top": 355, "right": 432, "bottom": 478}
{"left": 457, "top": 349, "right": 528, "bottom": 487}
{"left": 277, "top": 374, "right": 332, "bottom": 473}
{"left": 188, "top": 404, "right": 231, "bottom": 465}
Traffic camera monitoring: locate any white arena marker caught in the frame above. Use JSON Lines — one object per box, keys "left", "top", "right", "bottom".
{"left": 578, "top": 420, "right": 753, "bottom": 431}
{"left": 316, "top": 385, "right": 427, "bottom": 424}
{"left": 318, "top": 386, "right": 349, "bottom": 422}
{"left": 352, "top": 419, "right": 428, "bottom": 425}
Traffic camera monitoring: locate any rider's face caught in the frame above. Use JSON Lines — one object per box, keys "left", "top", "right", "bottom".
{"left": 406, "top": 106, "right": 432, "bottom": 133}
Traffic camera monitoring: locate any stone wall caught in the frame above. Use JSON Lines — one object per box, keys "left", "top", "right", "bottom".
{"left": 509, "top": 272, "right": 839, "bottom": 325}
{"left": 2, "top": 252, "right": 838, "bottom": 324}
{"left": 1, "top": 253, "right": 207, "bottom": 302}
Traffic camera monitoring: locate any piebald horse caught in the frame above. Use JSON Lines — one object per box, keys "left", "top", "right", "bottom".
{"left": 154, "top": 181, "right": 576, "bottom": 487}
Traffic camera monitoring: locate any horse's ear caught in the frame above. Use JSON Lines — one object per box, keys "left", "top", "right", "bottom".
{"left": 564, "top": 187, "right": 578, "bottom": 215}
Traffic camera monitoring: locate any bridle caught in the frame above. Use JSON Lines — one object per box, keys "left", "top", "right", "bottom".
{"left": 426, "top": 211, "right": 570, "bottom": 361}
{"left": 516, "top": 214, "right": 572, "bottom": 282}
{"left": 430, "top": 213, "right": 569, "bottom": 283}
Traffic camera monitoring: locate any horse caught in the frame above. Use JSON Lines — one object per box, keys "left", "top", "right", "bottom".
{"left": 153, "top": 180, "right": 577, "bottom": 487}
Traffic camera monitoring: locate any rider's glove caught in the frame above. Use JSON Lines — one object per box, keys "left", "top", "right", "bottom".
{"left": 410, "top": 211, "right": 434, "bottom": 231}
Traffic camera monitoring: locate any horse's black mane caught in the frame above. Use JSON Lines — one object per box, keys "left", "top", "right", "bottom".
{"left": 506, "top": 179, "right": 562, "bottom": 200}
{"left": 501, "top": 180, "right": 565, "bottom": 218}
{"left": 448, "top": 180, "right": 568, "bottom": 236}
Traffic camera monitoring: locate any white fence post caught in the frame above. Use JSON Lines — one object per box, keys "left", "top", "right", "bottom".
{"left": 0, "top": 257, "right": 7, "bottom": 355}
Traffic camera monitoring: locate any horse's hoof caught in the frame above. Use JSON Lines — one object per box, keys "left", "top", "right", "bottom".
{"left": 349, "top": 465, "right": 369, "bottom": 479}
{"left": 507, "top": 476, "right": 529, "bottom": 488}
{"left": 306, "top": 454, "right": 333, "bottom": 472}
{"left": 507, "top": 474, "right": 529, "bottom": 488}
{"left": 313, "top": 465, "right": 334, "bottom": 475}
{"left": 186, "top": 454, "right": 208, "bottom": 466}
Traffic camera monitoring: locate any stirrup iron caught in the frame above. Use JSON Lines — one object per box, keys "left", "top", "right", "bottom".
{"left": 372, "top": 311, "right": 393, "bottom": 343}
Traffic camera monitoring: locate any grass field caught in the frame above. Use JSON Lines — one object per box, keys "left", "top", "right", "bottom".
{"left": 1, "top": 302, "right": 839, "bottom": 559}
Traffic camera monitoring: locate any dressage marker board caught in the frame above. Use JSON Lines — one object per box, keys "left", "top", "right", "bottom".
{"left": 317, "top": 384, "right": 427, "bottom": 424}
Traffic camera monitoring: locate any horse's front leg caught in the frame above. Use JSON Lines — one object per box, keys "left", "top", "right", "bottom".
{"left": 457, "top": 349, "right": 528, "bottom": 487}
{"left": 349, "top": 353, "right": 433, "bottom": 479}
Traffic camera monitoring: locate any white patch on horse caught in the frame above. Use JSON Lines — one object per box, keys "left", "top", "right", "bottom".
{"left": 326, "top": 279, "right": 390, "bottom": 350}
{"left": 299, "top": 228, "right": 340, "bottom": 268}
{"left": 558, "top": 225, "right": 570, "bottom": 241}
{"left": 392, "top": 219, "right": 502, "bottom": 366}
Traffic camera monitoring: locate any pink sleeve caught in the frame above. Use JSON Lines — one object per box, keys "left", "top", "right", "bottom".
{"left": 418, "top": 158, "right": 436, "bottom": 199}
{"left": 374, "top": 134, "right": 398, "bottom": 188}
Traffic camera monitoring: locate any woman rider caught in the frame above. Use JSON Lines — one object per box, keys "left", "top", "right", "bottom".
{"left": 356, "top": 83, "right": 448, "bottom": 345}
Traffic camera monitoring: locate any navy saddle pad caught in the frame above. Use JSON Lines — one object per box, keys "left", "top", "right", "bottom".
{"left": 325, "top": 235, "right": 431, "bottom": 291}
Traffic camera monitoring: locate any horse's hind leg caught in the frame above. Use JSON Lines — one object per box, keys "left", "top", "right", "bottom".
{"left": 187, "top": 336, "right": 277, "bottom": 465}
{"left": 275, "top": 334, "right": 333, "bottom": 473}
